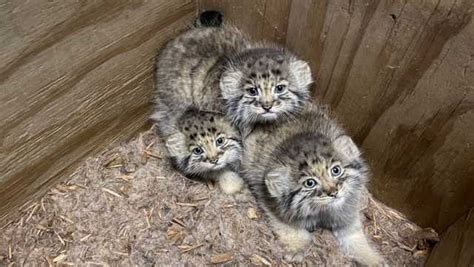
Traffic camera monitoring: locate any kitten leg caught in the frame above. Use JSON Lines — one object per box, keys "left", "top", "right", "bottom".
{"left": 270, "top": 217, "right": 312, "bottom": 263}
{"left": 333, "top": 221, "right": 384, "bottom": 266}
{"left": 217, "top": 170, "right": 244, "bottom": 195}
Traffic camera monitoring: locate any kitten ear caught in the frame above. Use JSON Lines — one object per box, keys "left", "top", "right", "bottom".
{"left": 334, "top": 135, "right": 360, "bottom": 160}
{"left": 289, "top": 59, "right": 313, "bottom": 89}
{"left": 220, "top": 69, "right": 243, "bottom": 99}
{"left": 165, "top": 132, "right": 187, "bottom": 158}
{"left": 265, "top": 166, "right": 291, "bottom": 197}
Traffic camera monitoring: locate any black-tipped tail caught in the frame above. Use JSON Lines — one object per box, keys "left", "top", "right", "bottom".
{"left": 196, "top": 10, "right": 223, "bottom": 27}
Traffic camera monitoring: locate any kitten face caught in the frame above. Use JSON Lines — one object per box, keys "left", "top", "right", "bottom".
{"left": 169, "top": 111, "right": 242, "bottom": 177}
{"left": 220, "top": 49, "right": 312, "bottom": 128}
{"left": 265, "top": 134, "right": 367, "bottom": 220}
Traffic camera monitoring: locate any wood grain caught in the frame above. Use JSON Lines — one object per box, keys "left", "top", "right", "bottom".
{"left": 425, "top": 208, "right": 474, "bottom": 266}
{"left": 199, "top": 0, "right": 473, "bottom": 233}
{"left": 1, "top": 0, "right": 472, "bottom": 237}
{"left": 0, "top": 0, "right": 195, "bottom": 226}
{"left": 289, "top": 0, "right": 474, "bottom": 233}
{"left": 198, "top": 0, "right": 292, "bottom": 44}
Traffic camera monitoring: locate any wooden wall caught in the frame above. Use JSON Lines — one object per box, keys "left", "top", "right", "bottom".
{"left": 197, "top": 0, "right": 292, "bottom": 44}
{"left": 199, "top": 0, "right": 474, "bottom": 234}
{"left": 425, "top": 208, "right": 474, "bottom": 267}
{"left": 0, "top": 0, "right": 195, "bottom": 226}
{"left": 1, "top": 0, "right": 471, "bottom": 247}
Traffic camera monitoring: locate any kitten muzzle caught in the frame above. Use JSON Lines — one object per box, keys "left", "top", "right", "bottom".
{"left": 321, "top": 179, "right": 339, "bottom": 198}
{"left": 262, "top": 102, "right": 273, "bottom": 111}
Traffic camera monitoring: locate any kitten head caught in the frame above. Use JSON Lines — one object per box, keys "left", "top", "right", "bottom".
{"left": 265, "top": 133, "right": 367, "bottom": 221}
{"left": 220, "top": 48, "right": 312, "bottom": 128}
{"left": 167, "top": 110, "right": 242, "bottom": 178}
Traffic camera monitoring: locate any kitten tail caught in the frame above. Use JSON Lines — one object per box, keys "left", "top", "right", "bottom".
{"left": 195, "top": 10, "right": 223, "bottom": 27}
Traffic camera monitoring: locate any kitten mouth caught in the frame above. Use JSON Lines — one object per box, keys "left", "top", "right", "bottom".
{"left": 319, "top": 196, "right": 334, "bottom": 200}
{"left": 317, "top": 196, "right": 339, "bottom": 203}
{"left": 260, "top": 112, "right": 278, "bottom": 120}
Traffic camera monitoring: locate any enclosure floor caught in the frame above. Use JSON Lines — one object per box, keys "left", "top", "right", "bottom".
{"left": 0, "top": 129, "right": 437, "bottom": 266}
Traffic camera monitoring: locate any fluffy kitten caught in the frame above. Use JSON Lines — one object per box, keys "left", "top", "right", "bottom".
{"left": 220, "top": 47, "right": 313, "bottom": 136}
{"left": 151, "top": 15, "right": 246, "bottom": 194}
{"left": 242, "top": 104, "right": 384, "bottom": 265}
{"left": 155, "top": 10, "right": 313, "bottom": 137}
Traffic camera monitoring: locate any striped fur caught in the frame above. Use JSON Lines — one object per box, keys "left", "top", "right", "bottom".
{"left": 242, "top": 104, "right": 383, "bottom": 265}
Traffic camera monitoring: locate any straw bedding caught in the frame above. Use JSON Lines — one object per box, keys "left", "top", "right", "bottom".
{"left": 0, "top": 129, "right": 438, "bottom": 266}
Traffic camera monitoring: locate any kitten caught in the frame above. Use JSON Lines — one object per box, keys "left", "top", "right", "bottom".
{"left": 220, "top": 46, "right": 313, "bottom": 136}
{"left": 153, "top": 18, "right": 250, "bottom": 117}
{"left": 151, "top": 14, "right": 246, "bottom": 194}
{"left": 165, "top": 108, "right": 243, "bottom": 194}
{"left": 154, "top": 10, "right": 313, "bottom": 137}
{"left": 242, "top": 104, "right": 384, "bottom": 265}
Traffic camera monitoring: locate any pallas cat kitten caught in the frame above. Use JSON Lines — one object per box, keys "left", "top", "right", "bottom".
{"left": 154, "top": 11, "right": 313, "bottom": 137}
{"left": 151, "top": 12, "right": 245, "bottom": 194}
{"left": 220, "top": 45, "right": 313, "bottom": 135}
{"left": 242, "top": 104, "right": 384, "bottom": 265}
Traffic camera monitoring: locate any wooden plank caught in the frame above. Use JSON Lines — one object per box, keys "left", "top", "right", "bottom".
{"left": 198, "top": 0, "right": 292, "bottom": 44}
{"left": 286, "top": 0, "right": 474, "bottom": 232}
{"left": 425, "top": 208, "right": 474, "bottom": 267}
{"left": 285, "top": 0, "right": 328, "bottom": 97}
{"left": 200, "top": 0, "right": 473, "bottom": 233}
{"left": 0, "top": 0, "right": 196, "bottom": 226}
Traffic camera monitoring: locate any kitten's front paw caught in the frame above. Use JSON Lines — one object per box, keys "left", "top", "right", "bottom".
{"left": 218, "top": 171, "right": 244, "bottom": 195}
{"left": 277, "top": 228, "right": 311, "bottom": 264}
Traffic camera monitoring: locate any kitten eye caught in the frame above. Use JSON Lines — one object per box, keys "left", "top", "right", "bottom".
{"left": 246, "top": 87, "right": 259, "bottom": 96}
{"left": 303, "top": 178, "right": 317, "bottom": 188}
{"left": 330, "top": 165, "right": 343, "bottom": 177}
{"left": 274, "top": 84, "right": 286, "bottom": 93}
{"left": 216, "top": 137, "right": 225, "bottom": 146}
{"left": 192, "top": 147, "right": 203, "bottom": 155}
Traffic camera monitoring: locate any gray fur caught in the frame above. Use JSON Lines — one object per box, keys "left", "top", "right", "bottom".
{"left": 152, "top": 23, "right": 313, "bottom": 136}
{"left": 153, "top": 25, "right": 250, "bottom": 119}
{"left": 151, "top": 23, "right": 313, "bottom": 180}
{"left": 242, "top": 104, "right": 383, "bottom": 265}
{"left": 151, "top": 25, "right": 247, "bottom": 182}
{"left": 221, "top": 45, "right": 313, "bottom": 136}
{"left": 166, "top": 109, "right": 242, "bottom": 181}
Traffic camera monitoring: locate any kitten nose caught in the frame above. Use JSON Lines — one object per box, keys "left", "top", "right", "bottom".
{"left": 262, "top": 103, "right": 273, "bottom": 111}
{"left": 209, "top": 158, "right": 218, "bottom": 164}
{"left": 327, "top": 186, "right": 338, "bottom": 197}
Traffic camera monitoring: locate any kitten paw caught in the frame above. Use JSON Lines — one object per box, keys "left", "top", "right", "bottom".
{"left": 218, "top": 171, "right": 244, "bottom": 195}
{"left": 334, "top": 223, "right": 385, "bottom": 267}
{"left": 276, "top": 225, "right": 311, "bottom": 264}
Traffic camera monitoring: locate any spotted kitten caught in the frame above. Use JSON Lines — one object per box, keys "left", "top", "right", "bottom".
{"left": 151, "top": 13, "right": 246, "bottom": 194}
{"left": 155, "top": 10, "right": 313, "bottom": 136}
{"left": 164, "top": 108, "right": 243, "bottom": 194}
{"left": 242, "top": 104, "right": 384, "bottom": 265}
{"left": 220, "top": 47, "right": 313, "bottom": 136}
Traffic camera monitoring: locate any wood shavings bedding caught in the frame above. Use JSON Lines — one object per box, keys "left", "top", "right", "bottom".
{"left": 0, "top": 129, "right": 437, "bottom": 266}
